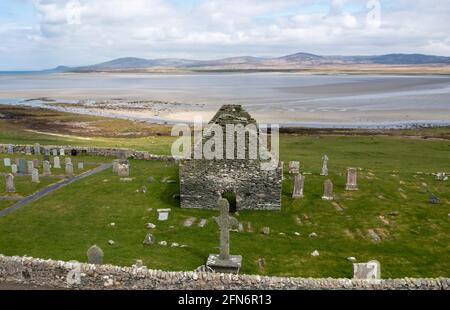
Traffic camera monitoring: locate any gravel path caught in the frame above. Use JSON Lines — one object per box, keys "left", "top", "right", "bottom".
{"left": 0, "top": 163, "right": 112, "bottom": 218}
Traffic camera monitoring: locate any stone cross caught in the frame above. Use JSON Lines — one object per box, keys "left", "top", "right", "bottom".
{"left": 33, "top": 143, "right": 40, "bottom": 155}
{"left": 353, "top": 260, "right": 381, "bottom": 279}
{"left": 53, "top": 156, "right": 61, "bottom": 168}
{"left": 292, "top": 174, "right": 305, "bottom": 198}
{"left": 66, "top": 162, "right": 74, "bottom": 177}
{"left": 43, "top": 160, "right": 51, "bottom": 176}
{"left": 5, "top": 173, "right": 15, "bottom": 192}
{"left": 11, "top": 164, "right": 17, "bottom": 174}
{"left": 87, "top": 245, "right": 104, "bottom": 265}
{"left": 288, "top": 161, "right": 300, "bottom": 174}
{"left": 345, "top": 167, "right": 358, "bottom": 190}
{"left": 32, "top": 168, "right": 40, "bottom": 183}
{"left": 27, "top": 160, "right": 34, "bottom": 174}
{"left": 214, "top": 198, "right": 238, "bottom": 260}
{"left": 320, "top": 155, "right": 329, "bottom": 176}
{"left": 322, "top": 179, "right": 333, "bottom": 200}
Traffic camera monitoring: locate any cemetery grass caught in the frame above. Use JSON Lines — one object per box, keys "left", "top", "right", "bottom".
{"left": 0, "top": 134, "right": 449, "bottom": 278}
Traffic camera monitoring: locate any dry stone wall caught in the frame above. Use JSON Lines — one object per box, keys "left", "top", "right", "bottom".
{"left": 0, "top": 255, "right": 448, "bottom": 290}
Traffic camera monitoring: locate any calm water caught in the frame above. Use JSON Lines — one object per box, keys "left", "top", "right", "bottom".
{"left": 0, "top": 72, "right": 449, "bottom": 127}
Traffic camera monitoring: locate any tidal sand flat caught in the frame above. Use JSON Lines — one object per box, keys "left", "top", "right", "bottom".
{"left": 0, "top": 73, "right": 449, "bottom": 127}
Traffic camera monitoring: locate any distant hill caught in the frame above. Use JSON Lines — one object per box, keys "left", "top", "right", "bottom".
{"left": 51, "top": 53, "right": 450, "bottom": 72}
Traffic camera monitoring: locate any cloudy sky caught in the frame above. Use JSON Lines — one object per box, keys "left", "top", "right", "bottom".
{"left": 0, "top": 0, "right": 449, "bottom": 70}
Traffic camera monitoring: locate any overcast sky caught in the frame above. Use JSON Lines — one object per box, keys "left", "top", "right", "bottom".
{"left": 0, "top": 0, "right": 449, "bottom": 70}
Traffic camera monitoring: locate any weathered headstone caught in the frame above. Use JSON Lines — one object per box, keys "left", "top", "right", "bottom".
{"left": 112, "top": 160, "right": 119, "bottom": 173}
{"left": 44, "top": 147, "right": 50, "bottom": 157}
{"left": 3, "top": 158, "right": 11, "bottom": 167}
{"left": 11, "top": 164, "right": 17, "bottom": 174}
{"left": 33, "top": 143, "right": 40, "bottom": 155}
{"left": 143, "top": 233, "right": 155, "bottom": 245}
{"left": 183, "top": 217, "right": 196, "bottom": 227}
{"left": 33, "top": 159, "right": 39, "bottom": 168}
{"left": 117, "top": 163, "right": 129, "bottom": 177}
{"left": 322, "top": 179, "right": 333, "bottom": 200}
{"left": 52, "top": 149, "right": 58, "bottom": 156}
{"left": 345, "top": 168, "right": 358, "bottom": 190}
{"left": 5, "top": 173, "right": 15, "bottom": 192}
{"left": 206, "top": 198, "right": 242, "bottom": 274}
{"left": 288, "top": 161, "right": 300, "bottom": 174}
{"left": 18, "top": 159, "right": 27, "bottom": 174}
{"left": 87, "top": 245, "right": 103, "bottom": 265}
{"left": 353, "top": 260, "right": 381, "bottom": 280}
{"left": 43, "top": 160, "right": 51, "bottom": 176}
{"left": 27, "top": 160, "right": 34, "bottom": 174}
{"left": 320, "top": 155, "right": 329, "bottom": 176}
{"left": 66, "top": 162, "right": 74, "bottom": 177}
{"left": 77, "top": 162, "right": 84, "bottom": 170}
{"left": 31, "top": 168, "right": 40, "bottom": 183}
{"left": 65, "top": 157, "right": 72, "bottom": 165}
{"left": 25, "top": 145, "right": 32, "bottom": 155}
{"left": 60, "top": 148, "right": 65, "bottom": 156}
{"left": 7, "top": 144, "right": 13, "bottom": 154}
{"left": 292, "top": 174, "right": 305, "bottom": 198}
{"left": 53, "top": 156, "right": 61, "bottom": 168}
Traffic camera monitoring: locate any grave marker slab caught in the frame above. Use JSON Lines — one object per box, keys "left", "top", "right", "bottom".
{"left": 292, "top": 174, "right": 305, "bottom": 198}
{"left": 346, "top": 168, "right": 358, "bottom": 190}
{"left": 32, "top": 168, "right": 40, "bottom": 183}
{"left": 33, "top": 143, "right": 40, "bottom": 155}
{"left": 66, "top": 162, "right": 74, "bottom": 178}
{"left": 78, "top": 162, "right": 84, "bottom": 170}
{"left": 3, "top": 158, "right": 11, "bottom": 167}
{"left": 7, "top": 144, "right": 13, "bottom": 154}
{"left": 288, "top": 161, "right": 300, "bottom": 174}
{"left": 53, "top": 156, "right": 61, "bottom": 168}
{"left": 320, "top": 155, "right": 329, "bottom": 176}
{"left": 27, "top": 161, "right": 34, "bottom": 174}
{"left": 25, "top": 145, "right": 32, "bottom": 155}
{"left": 353, "top": 260, "right": 381, "bottom": 280}
{"left": 322, "top": 179, "right": 333, "bottom": 200}
{"left": 11, "top": 164, "right": 17, "bottom": 174}
{"left": 18, "top": 159, "right": 27, "bottom": 174}
{"left": 87, "top": 245, "right": 103, "bottom": 265}
{"left": 5, "top": 174, "right": 15, "bottom": 192}
{"left": 43, "top": 161, "right": 51, "bottom": 176}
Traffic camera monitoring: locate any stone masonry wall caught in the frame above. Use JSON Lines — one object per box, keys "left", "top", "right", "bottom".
{"left": 180, "top": 159, "right": 282, "bottom": 210}
{"left": 0, "top": 144, "right": 175, "bottom": 161}
{"left": 0, "top": 255, "right": 448, "bottom": 290}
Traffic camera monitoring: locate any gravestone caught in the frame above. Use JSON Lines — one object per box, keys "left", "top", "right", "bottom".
{"left": 183, "top": 217, "right": 196, "bottom": 227}
{"left": 77, "top": 162, "right": 84, "bottom": 170}
{"left": 66, "top": 162, "right": 74, "bottom": 177}
{"left": 0, "top": 144, "right": 4, "bottom": 153}
{"left": 112, "top": 160, "right": 119, "bottom": 173}
{"left": 44, "top": 147, "right": 50, "bottom": 157}
{"left": 53, "top": 156, "right": 61, "bottom": 169}
{"left": 5, "top": 174, "right": 15, "bottom": 192}
{"left": 52, "top": 149, "right": 58, "bottom": 156}
{"left": 33, "top": 143, "right": 40, "bottom": 155}
{"left": 18, "top": 159, "right": 27, "bottom": 174}
{"left": 3, "top": 158, "right": 11, "bottom": 167}
{"left": 11, "top": 164, "right": 17, "bottom": 174}
{"left": 206, "top": 198, "right": 242, "bottom": 274}
{"left": 117, "top": 163, "right": 129, "bottom": 177}
{"left": 65, "top": 158, "right": 72, "bottom": 165}
{"left": 292, "top": 174, "right": 305, "bottom": 198}
{"left": 7, "top": 144, "right": 13, "bottom": 154}
{"left": 345, "top": 168, "right": 358, "bottom": 190}
{"left": 353, "top": 260, "right": 381, "bottom": 280}
{"left": 320, "top": 155, "right": 329, "bottom": 176}
{"left": 322, "top": 179, "right": 333, "bottom": 200}
{"left": 31, "top": 168, "right": 40, "bottom": 183}
{"left": 33, "top": 159, "right": 39, "bottom": 168}
{"left": 60, "top": 148, "right": 65, "bottom": 156}
{"left": 87, "top": 245, "right": 103, "bottom": 265}
{"left": 43, "top": 160, "right": 51, "bottom": 176}
{"left": 157, "top": 209, "right": 170, "bottom": 221}
{"left": 143, "top": 233, "right": 155, "bottom": 245}
{"left": 27, "top": 161, "right": 34, "bottom": 174}
{"left": 25, "top": 145, "right": 32, "bottom": 155}
{"left": 15, "top": 158, "right": 20, "bottom": 166}
{"left": 288, "top": 161, "right": 300, "bottom": 174}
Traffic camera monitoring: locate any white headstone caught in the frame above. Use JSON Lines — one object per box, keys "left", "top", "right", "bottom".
{"left": 157, "top": 209, "right": 171, "bottom": 221}
{"left": 32, "top": 168, "right": 40, "bottom": 183}
{"left": 292, "top": 174, "right": 305, "bottom": 198}
{"left": 3, "top": 158, "right": 11, "bottom": 167}
{"left": 53, "top": 156, "right": 61, "bottom": 168}
{"left": 11, "top": 164, "right": 18, "bottom": 174}
{"left": 346, "top": 167, "right": 358, "bottom": 190}
{"left": 43, "top": 160, "right": 51, "bottom": 176}
{"left": 353, "top": 260, "right": 381, "bottom": 280}
{"left": 27, "top": 160, "right": 34, "bottom": 174}
{"left": 77, "top": 162, "right": 84, "bottom": 170}
{"left": 52, "top": 149, "right": 58, "bottom": 156}
{"left": 5, "top": 173, "right": 15, "bottom": 192}
{"left": 60, "top": 148, "right": 65, "bottom": 156}
{"left": 66, "top": 162, "right": 74, "bottom": 177}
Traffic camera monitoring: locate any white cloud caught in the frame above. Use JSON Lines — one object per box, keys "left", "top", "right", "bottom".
{"left": 0, "top": 0, "right": 449, "bottom": 69}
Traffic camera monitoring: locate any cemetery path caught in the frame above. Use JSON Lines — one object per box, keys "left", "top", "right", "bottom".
{"left": 0, "top": 163, "right": 112, "bottom": 218}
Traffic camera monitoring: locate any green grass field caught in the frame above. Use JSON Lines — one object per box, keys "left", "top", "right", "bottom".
{"left": 0, "top": 131, "right": 448, "bottom": 278}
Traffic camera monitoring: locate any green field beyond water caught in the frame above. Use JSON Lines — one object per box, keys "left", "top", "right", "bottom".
{"left": 0, "top": 133, "right": 449, "bottom": 278}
